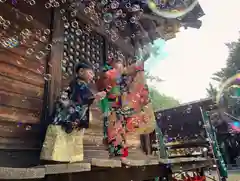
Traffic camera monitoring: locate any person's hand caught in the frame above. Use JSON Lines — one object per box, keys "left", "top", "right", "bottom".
{"left": 72, "top": 121, "right": 79, "bottom": 129}
{"left": 94, "top": 91, "right": 106, "bottom": 101}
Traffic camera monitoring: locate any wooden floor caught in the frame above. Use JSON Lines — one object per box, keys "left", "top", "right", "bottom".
{"left": 0, "top": 154, "right": 213, "bottom": 180}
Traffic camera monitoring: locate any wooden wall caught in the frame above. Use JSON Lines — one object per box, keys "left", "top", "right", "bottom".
{"left": 0, "top": 2, "right": 148, "bottom": 167}
{"left": 0, "top": 1, "right": 51, "bottom": 167}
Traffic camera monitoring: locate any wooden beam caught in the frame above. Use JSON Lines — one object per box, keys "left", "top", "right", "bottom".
{"left": 0, "top": 167, "right": 45, "bottom": 179}
{"left": 75, "top": 3, "right": 134, "bottom": 57}
{"left": 121, "top": 149, "right": 159, "bottom": 166}
{"left": 48, "top": 10, "right": 64, "bottom": 115}
{"left": 91, "top": 158, "right": 122, "bottom": 168}
{"left": 159, "top": 157, "right": 209, "bottom": 164}
{"left": 171, "top": 160, "right": 213, "bottom": 173}
{"left": 70, "top": 165, "right": 170, "bottom": 181}
{"left": 45, "top": 163, "right": 91, "bottom": 175}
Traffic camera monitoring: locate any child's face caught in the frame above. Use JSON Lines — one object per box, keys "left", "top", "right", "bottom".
{"left": 78, "top": 68, "right": 95, "bottom": 83}
{"left": 113, "top": 62, "right": 124, "bottom": 73}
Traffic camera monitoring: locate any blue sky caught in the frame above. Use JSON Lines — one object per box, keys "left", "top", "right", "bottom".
{"left": 146, "top": 0, "right": 240, "bottom": 103}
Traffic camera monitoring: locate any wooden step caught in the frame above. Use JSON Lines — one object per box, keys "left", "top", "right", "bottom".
{"left": 122, "top": 148, "right": 159, "bottom": 166}
{"left": 84, "top": 150, "right": 109, "bottom": 158}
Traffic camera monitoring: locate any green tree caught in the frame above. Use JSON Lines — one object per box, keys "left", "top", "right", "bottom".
{"left": 206, "top": 83, "right": 218, "bottom": 99}
{"left": 207, "top": 35, "right": 240, "bottom": 97}
{"left": 213, "top": 37, "right": 240, "bottom": 83}
{"left": 149, "top": 87, "right": 180, "bottom": 111}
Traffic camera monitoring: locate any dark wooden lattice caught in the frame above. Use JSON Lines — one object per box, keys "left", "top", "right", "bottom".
{"left": 107, "top": 43, "right": 134, "bottom": 66}
{"left": 62, "top": 19, "right": 104, "bottom": 81}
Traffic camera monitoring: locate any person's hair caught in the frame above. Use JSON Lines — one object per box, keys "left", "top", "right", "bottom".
{"left": 75, "top": 62, "right": 93, "bottom": 75}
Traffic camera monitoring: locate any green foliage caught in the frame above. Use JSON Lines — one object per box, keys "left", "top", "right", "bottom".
{"left": 149, "top": 87, "right": 180, "bottom": 111}
{"left": 213, "top": 36, "right": 240, "bottom": 82}
{"left": 206, "top": 83, "right": 218, "bottom": 99}
{"left": 207, "top": 34, "right": 240, "bottom": 97}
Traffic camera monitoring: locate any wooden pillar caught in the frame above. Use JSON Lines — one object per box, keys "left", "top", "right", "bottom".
{"left": 48, "top": 9, "right": 64, "bottom": 116}
{"left": 140, "top": 134, "right": 151, "bottom": 155}
{"left": 155, "top": 124, "right": 167, "bottom": 158}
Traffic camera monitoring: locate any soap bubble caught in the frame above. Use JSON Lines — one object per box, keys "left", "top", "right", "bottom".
{"left": 75, "top": 29, "right": 82, "bottom": 36}
{"left": 110, "top": 1, "right": 119, "bottom": 9}
{"left": 216, "top": 73, "right": 240, "bottom": 126}
{"left": 71, "top": 10, "right": 77, "bottom": 17}
{"left": 44, "top": 29, "right": 51, "bottom": 35}
{"left": 36, "top": 51, "right": 46, "bottom": 60}
{"left": 45, "top": 2, "right": 51, "bottom": 8}
{"left": 29, "top": 0, "right": 36, "bottom": 5}
{"left": 26, "top": 48, "right": 34, "bottom": 55}
{"left": 53, "top": 1, "right": 60, "bottom": 7}
{"left": 26, "top": 15, "right": 33, "bottom": 21}
{"left": 64, "top": 22, "right": 70, "bottom": 28}
{"left": 217, "top": 73, "right": 240, "bottom": 105}
{"left": 43, "top": 73, "right": 52, "bottom": 81}
{"left": 103, "top": 13, "right": 113, "bottom": 23}
{"left": 40, "top": 35, "right": 47, "bottom": 42}
{"left": 45, "top": 44, "right": 52, "bottom": 50}
{"left": 71, "top": 20, "right": 78, "bottom": 28}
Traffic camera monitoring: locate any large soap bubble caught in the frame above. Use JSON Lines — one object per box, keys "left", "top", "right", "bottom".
{"left": 216, "top": 73, "right": 240, "bottom": 132}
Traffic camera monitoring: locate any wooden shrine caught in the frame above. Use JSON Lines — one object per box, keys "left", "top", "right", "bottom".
{"left": 0, "top": 0, "right": 212, "bottom": 180}
{"left": 153, "top": 98, "right": 220, "bottom": 179}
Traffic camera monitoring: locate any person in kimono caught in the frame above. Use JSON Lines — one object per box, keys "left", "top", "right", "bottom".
{"left": 40, "top": 62, "right": 106, "bottom": 163}
{"left": 99, "top": 59, "right": 128, "bottom": 157}
{"left": 100, "top": 59, "right": 154, "bottom": 157}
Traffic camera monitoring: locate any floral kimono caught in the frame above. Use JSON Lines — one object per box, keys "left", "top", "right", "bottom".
{"left": 40, "top": 79, "right": 94, "bottom": 162}
{"left": 100, "top": 61, "right": 155, "bottom": 157}
{"left": 101, "top": 67, "right": 127, "bottom": 156}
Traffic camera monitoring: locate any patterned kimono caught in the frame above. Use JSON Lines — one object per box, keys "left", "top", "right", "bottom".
{"left": 100, "top": 67, "right": 127, "bottom": 156}
{"left": 40, "top": 79, "right": 94, "bottom": 162}
{"left": 53, "top": 79, "right": 94, "bottom": 132}
{"left": 100, "top": 62, "right": 155, "bottom": 157}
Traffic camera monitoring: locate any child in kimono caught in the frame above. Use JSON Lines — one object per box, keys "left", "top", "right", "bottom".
{"left": 100, "top": 59, "right": 154, "bottom": 157}
{"left": 100, "top": 59, "right": 127, "bottom": 157}
{"left": 40, "top": 62, "right": 106, "bottom": 163}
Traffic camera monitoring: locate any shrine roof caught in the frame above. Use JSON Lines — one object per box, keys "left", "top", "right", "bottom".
{"left": 155, "top": 97, "right": 215, "bottom": 116}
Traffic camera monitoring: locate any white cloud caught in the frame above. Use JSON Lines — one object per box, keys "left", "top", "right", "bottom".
{"left": 147, "top": 0, "right": 240, "bottom": 103}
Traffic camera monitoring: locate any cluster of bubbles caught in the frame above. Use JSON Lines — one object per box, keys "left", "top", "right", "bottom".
{"left": 0, "top": 0, "right": 58, "bottom": 126}
{"left": 153, "top": 100, "right": 227, "bottom": 161}
{"left": 23, "top": 0, "right": 36, "bottom": 6}
{"left": 81, "top": 0, "right": 151, "bottom": 46}
{"left": 19, "top": 28, "right": 52, "bottom": 61}
{"left": 45, "top": 0, "right": 69, "bottom": 9}
{"left": 0, "top": 15, "right": 11, "bottom": 29}
{"left": 0, "top": 36, "right": 19, "bottom": 48}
